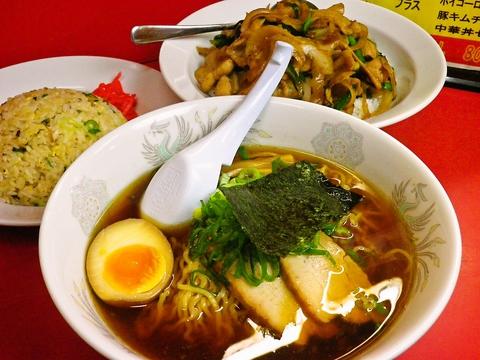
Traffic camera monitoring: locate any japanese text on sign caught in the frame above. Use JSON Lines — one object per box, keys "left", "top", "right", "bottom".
{"left": 365, "top": 0, "right": 480, "bottom": 67}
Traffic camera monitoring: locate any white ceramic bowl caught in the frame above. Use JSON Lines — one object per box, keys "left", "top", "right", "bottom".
{"left": 39, "top": 96, "right": 460, "bottom": 360}
{"left": 159, "top": 0, "right": 446, "bottom": 128}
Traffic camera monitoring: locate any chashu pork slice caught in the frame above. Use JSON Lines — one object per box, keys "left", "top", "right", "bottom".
{"left": 227, "top": 274, "right": 300, "bottom": 336}
{"left": 281, "top": 232, "right": 371, "bottom": 324}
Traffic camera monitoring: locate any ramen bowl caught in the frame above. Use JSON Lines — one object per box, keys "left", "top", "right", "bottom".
{"left": 39, "top": 96, "right": 461, "bottom": 360}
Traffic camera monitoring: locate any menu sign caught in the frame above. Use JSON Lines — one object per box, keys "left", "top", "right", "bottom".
{"left": 364, "top": 0, "right": 480, "bottom": 71}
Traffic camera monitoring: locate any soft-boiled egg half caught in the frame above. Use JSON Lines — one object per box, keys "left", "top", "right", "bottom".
{"left": 86, "top": 218, "right": 174, "bottom": 307}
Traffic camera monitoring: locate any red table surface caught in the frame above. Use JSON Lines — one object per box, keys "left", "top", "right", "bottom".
{"left": 1, "top": 1, "right": 479, "bottom": 359}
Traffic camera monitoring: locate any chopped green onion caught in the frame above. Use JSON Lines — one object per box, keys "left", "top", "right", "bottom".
{"left": 12, "top": 146, "right": 27, "bottom": 153}
{"left": 354, "top": 49, "right": 366, "bottom": 63}
{"left": 290, "top": 232, "right": 336, "bottom": 264}
{"left": 238, "top": 145, "right": 249, "bottom": 160}
{"left": 286, "top": 63, "right": 305, "bottom": 91}
{"left": 259, "top": 251, "right": 280, "bottom": 281}
{"left": 291, "top": 243, "right": 336, "bottom": 264}
{"left": 222, "top": 168, "right": 263, "bottom": 187}
{"left": 347, "top": 35, "right": 357, "bottom": 46}
{"left": 232, "top": 244, "right": 280, "bottom": 287}
{"left": 189, "top": 189, "right": 281, "bottom": 287}
{"left": 322, "top": 223, "right": 336, "bottom": 236}
{"left": 271, "top": 157, "right": 289, "bottom": 173}
{"left": 346, "top": 249, "right": 366, "bottom": 267}
{"left": 193, "top": 206, "right": 203, "bottom": 220}
{"left": 322, "top": 223, "right": 351, "bottom": 237}
{"left": 302, "top": 12, "right": 313, "bottom": 34}
{"left": 218, "top": 173, "right": 231, "bottom": 187}
{"left": 84, "top": 119, "right": 101, "bottom": 134}
{"left": 221, "top": 251, "right": 238, "bottom": 277}
{"left": 189, "top": 269, "right": 220, "bottom": 295}
{"left": 265, "top": 21, "right": 303, "bottom": 36}
{"left": 237, "top": 168, "right": 262, "bottom": 182}
{"left": 334, "top": 225, "right": 351, "bottom": 237}
{"left": 382, "top": 81, "right": 393, "bottom": 91}
{"left": 210, "top": 34, "right": 235, "bottom": 48}
{"left": 189, "top": 269, "right": 211, "bottom": 286}
{"left": 333, "top": 92, "right": 352, "bottom": 110}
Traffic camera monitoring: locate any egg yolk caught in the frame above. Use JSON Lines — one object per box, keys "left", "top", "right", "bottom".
{"left": 104, "top": 244, "right": 159, "bottom": 293}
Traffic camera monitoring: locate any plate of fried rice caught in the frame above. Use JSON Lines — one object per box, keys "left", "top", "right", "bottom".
{"left": 0, "top": 56, "right": 181, "bottom": 226}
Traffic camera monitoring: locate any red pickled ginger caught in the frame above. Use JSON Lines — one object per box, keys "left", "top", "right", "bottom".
{"left": 93, "top": 73, "right": 138, "bottom": 120}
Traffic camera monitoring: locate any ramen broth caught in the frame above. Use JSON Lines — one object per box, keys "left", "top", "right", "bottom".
{"left": 89, "top": 146, "right": 415, "bottom": 360}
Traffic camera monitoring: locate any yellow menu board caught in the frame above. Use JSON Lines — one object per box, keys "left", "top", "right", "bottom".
{"left": 364, "top": 0, "right": 480, "bottom": 70}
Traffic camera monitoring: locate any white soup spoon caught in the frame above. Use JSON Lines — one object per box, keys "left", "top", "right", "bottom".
{"left": 140, "top": 41, "right": 293, "bottom": 228}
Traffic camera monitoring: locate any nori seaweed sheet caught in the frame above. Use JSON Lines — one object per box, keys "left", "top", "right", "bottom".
{"left": 221, "top": 161, "right": 362, "bottom": 256}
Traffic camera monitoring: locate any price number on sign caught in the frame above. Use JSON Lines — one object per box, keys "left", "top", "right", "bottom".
{"left": 463, "top": 45, "right": 480, "bottom": 63}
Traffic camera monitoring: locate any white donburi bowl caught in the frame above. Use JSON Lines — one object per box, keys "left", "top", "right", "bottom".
{"left": 159, "top": 0, "right": 446, "bottom": 128}
{"left": 39, "top": 96, "right": 460, "bottom": 360}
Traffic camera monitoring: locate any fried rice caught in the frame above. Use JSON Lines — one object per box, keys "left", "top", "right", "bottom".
{"left": 0, "top": 88, "right": 127, "bottom": 206}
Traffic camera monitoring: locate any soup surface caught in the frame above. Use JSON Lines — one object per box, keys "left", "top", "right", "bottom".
{"left": 89, "top": 146, "right": 415, "bottom": 359}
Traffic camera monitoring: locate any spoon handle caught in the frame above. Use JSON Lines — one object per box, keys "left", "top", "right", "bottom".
{"left": 215, "top": 41, "right": 294, "bottom": 165}
{"left": 131, "top": 23, "right": 237, "bottom": 44}
{"left": 182, "top": 41, "right": 293, "bottom": 166}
